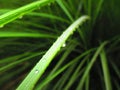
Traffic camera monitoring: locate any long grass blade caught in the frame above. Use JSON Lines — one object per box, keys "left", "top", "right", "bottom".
{"left": 56, "top": 0, "right": 74, "bottom": 22}
{"left": 100, "top": 49, "right": 112, "bottom": 90}
{"left": 0, "top": 31, "right": 56, "bottom": 38}
{"left": 17, "top": 16, "right": 89, "bottom": 90}
{"left": 0, "top": 0, "right": 55, "bottom": 26}
{"left": 64, "top": 56, "right": 88, "bottom": 90}
{"left": 0, "top": 52, "right": 45, "bottom": 72}
{"left": 110, "top": 60, "right": 120, "bottom": 79}
{"left": 76, "top": 41, "right": 108, "bottom": 90}
{"left": 36, "top": 55, "right": 79, "bottom": 90}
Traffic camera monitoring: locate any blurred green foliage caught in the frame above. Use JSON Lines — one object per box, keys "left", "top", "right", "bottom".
{"left": 0, "top": 0, "right": 119, "bottom": 90}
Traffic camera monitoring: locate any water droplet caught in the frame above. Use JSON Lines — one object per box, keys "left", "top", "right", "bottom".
{"left": 62, "top": 43, "right": 66, "bottom": 47}
{"left": 35, "top": 69, "right": 39, "bottom": 74}
{"left": 0, "top": 25, "right": 4, "bottom": 28}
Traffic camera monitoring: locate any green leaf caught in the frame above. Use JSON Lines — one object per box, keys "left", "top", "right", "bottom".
{"left": 0, "top": 31, "right": 56, "bottom": 38}
{"left": 17, "top": 15, "right": 89, "bottom": 90}
{"left": 56, "top": 0, "right": 74, "bottom": 22}
{"left": 0, "top": 0, "right": 55, "bottom": 27}
{"left": 76, "top": 41, "right": 108, "bottom": 90}
{"left": 100, "top": 49, "right": 112, "bottom": 90}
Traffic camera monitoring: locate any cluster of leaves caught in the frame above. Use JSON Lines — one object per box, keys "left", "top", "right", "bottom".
{"left": 0, "top": 0, "right": 120, "bottom": 90}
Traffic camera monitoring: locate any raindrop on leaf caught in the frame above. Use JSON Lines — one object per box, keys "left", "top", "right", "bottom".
{"left": 35, "top": 69, "right": 39, "bottom": 74}
{"left": 62, "top": 43, "right": 66, "bottom": 47}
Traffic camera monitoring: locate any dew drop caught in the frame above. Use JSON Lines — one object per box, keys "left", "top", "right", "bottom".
{"left": 62, "top": 43, "right": 66, "bottom": 47}
{"left": 35, "top": 69, "right": 39, "bottom": 74}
